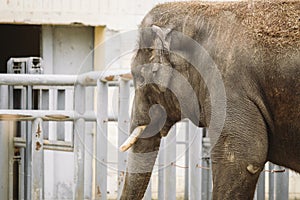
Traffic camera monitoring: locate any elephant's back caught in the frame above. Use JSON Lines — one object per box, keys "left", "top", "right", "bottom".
{"left": 143, "top": 0, "right": 299, "bottom": 53}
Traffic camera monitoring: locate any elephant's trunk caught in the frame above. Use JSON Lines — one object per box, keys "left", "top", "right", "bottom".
{"left": 120, "top": 133, "right": 161, "bottom": 200}
{"left": 120, "top": 89, "right": 173, "bottom": 199}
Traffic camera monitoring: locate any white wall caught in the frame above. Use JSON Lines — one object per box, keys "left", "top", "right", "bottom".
{"left": 0, "top": 0, "right": 188, "bottom": 30}
{"left": 42, "top": 25, "right": 94, "bottom": 74}
{"left": 41, "top": 25, "right": 95, "bottom": 199}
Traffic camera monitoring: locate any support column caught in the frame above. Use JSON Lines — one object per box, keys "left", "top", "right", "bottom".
{"left": 164, "top": 126, "right": 176, "bottom": 200}
{"left": 31, "top": 118, "right": 44, "bottom": 200}
{"left": 95, "top": 80, "right": 108, "bottom": 200}
{"left": 0, "top": 85, "right": 9, "bottom": 200}
{"left": 74, "top": 84, "right": 86, "bottom": 199}
{"left": 188, "top": 122, "right": 202, "bottom": 199}
{"left": 117, "top": 79, "right": 130, "bottom": 196}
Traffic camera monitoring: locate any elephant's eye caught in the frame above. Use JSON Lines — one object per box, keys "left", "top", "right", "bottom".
{"left": 133, "top": 75, "right": 145, "bottom": 88}
{"left": 132, "top": 69, "right": 145, "bottom": 88}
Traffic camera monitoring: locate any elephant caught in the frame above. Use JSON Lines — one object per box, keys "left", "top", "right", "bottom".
{"left": 119, "top": 1, "right": 300, "bottom": 199}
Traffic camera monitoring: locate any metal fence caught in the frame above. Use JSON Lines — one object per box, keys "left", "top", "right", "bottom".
{"left": 0, "top": 71, "right": 290, "bottom": 200}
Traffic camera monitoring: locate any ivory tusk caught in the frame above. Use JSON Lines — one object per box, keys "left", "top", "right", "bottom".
{"left": 119, "top": 125, "right": 146, "bottom": 152}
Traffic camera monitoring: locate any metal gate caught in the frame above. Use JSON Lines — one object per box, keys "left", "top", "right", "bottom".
{"left": 0, "top": 71, "right": 290, "bottom": 200}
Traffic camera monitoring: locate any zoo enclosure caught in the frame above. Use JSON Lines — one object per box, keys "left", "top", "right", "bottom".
{"left": 0, "top": 71, "right": 290, "bottom": 200}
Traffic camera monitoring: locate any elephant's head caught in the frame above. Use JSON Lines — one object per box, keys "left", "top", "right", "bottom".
{"left": 119, "top": 25, "right": 203, "bottom": 199}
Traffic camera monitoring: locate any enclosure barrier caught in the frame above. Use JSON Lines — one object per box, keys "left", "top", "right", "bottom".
{"left": 0, "top": 71, "right": 289, "bottom": 200}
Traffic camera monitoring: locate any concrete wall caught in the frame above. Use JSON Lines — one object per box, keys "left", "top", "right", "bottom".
{"left": 41, "top": 25, "right": 94, "bottom": 199}
{"left": 42, "top": 25, "right": 94, "bottom": 74}
{"left": 0, "top": 0, "right": 187, "bottom": 29}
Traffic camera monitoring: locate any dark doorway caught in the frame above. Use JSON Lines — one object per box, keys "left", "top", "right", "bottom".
{"left": 0, "top": 24, "right": 41, "bottom": 199}
{"left": 0, "top": 24, "right": 41, "bottom": 73}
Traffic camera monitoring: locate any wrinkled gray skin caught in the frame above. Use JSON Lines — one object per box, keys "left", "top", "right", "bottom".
{"left": 120, "top": 1, "right": 300, "bottom": 200}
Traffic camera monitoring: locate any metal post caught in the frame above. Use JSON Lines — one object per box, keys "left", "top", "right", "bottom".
{"left": 31, "top": 118, "right": 44, "bottom": 199}
{"left": 25, "top": 85, "right": 33, "bottom": 200}
{"left": 74, "top": 84, "right": 86, "bottom": 199}
{"left": 269, "top": 162, "right": 275, "bottom": 200}
{"left": 95, "top": 80, "right": 108, "bottom": 200}
{"left": 256, "top": 168, "right": 265, "bottom": 200}
{"left": 144, "top": 179, "right": 152, "bottom": 200}
{"left": 118, "top": 79, "right": 130, "bottom": 196}
{"left": 65, "top": 88, "right": 74, "bottom": 142}
{"left": 19, "top": 87, "right": 27, "bottom": 200}
{"left": 8, "top": 120, "right": 15, "bottom": 200}
{"left": 39, "top": 89, "right": 49, "bottom": 139}
{"left": 188, "top": 121, "right": 202, "bottom": 199}
{"left": 45, "top": 88, "right": 56, "bottom": 199}
{"left": 0, "top": 85, "right": 9, "bottom": 200}
{"left": 184, "top": 122, "right": 189, "bottom": 200}
{"left": 84, "top": 87, "right": 94, "bottom": 199}
{"left": 202, "top": 129, "right": 211, "bottom": 200}
{"left": 57, "top": 89, "right": 65, "bottom": 140}
{"left": 158, "top": 138, "right": 165, "bottom": 200}
{"left": 275, "top": 166, "right": 289, "bottom": 200}
{"left": 164, "top": 126, "right": 176, "bottom": 200}
{"left": 48, "top": 88, "right": 58, "bottom": 141}
{"left": 8, "top": 85, "right": 14, "bottom": 200}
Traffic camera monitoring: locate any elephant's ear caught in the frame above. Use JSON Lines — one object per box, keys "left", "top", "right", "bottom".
{"left": 151, "top": 25, "right": 172, "bottom": 52}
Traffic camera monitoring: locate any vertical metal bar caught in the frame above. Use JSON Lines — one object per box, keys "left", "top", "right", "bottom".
{"left": 256, "top": 168, "right": 265, "bottom": 200}
{"left": 95, "top": 80, "right": 108, "bottom": 200}
{"left": 57, "top": 89, "right": 65, "bottom": 141}
{"left": 164, "top": 125, "right": 176, "bottom": 200}
{"left": 31, "top": 118, "right": 44, "bottom": 200}
{"left": 25, "top": 85, "right": 33, "bottom": 200}
{"left": 158, "top": 139, "right": 165, "bottom": 200}
{"left": 188, "top": 121, "right": 202, "bottom": 200}
{"left": 65, "top": 88, "right": 74, "bottom": 142}
{"left": 144, "top": 179, "right": 152, "bottom": 200}
{"left": 0, "top": 85, "right": 9, "bottom": 200}
{"left": 39, "top": 89, "right": 49, "bottom": 140}
{"left": 85, "top": 87, "right": 94, "bottom": 200}
{"left": 8, "top": 85, "right": 13, "bottom": 109}
{"left": 45, "top": 88, "right": 55, "bottom": 199}
{"left": 275, "top": 166, "right": 289, "bottom": 200}
{"left": 18, "top": 159, "right": 24, "bottom": 200}
{"left": 8, "top": 85, "right": 14, "bottom": 200}
{"left": 19, "top": 87, "right": 27, "bottom": 200}
{"left": 117, "top": 79, "right": 130, "bottom": 196}
{"left": 269, "top": 162, "right": 275, "bottom": 200}
{"left": 8, "top": 122, "right": 15, "bottom": 200}
{"left": 74, "top": 84, "right": 86, "bottom": 200}
{"left": 184, "top": 122, "right": 189, "bottom": 200}
{"left": 202, "top": 129, "right": 211, "bottom": 200}
{"left": 48, "top": 89, "right": 57, "bottom": 141}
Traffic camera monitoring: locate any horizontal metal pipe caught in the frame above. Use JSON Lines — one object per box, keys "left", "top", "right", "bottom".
{"left": 0, "top": 70, "right": 132, "bottom": 86}
{"left": 0, "top": 109, "right": 120, "bottom": 122}
{"left": 0, "top": 109, "right": 96, "bottom": 121}
{"left": 77, "top": 70, "right": 131, "bottom": 86}
{"left": 14, "top": 137, "right": 73, "bottom": 152}
{"left": 0, "top": 74, "right": 76, "bottom": 86}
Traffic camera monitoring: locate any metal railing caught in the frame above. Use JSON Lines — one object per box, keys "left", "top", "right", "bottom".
{"left": 0, "top": 71, "right": 290, "bottom": 200}
{"left": 0, "top": 71, "right": 132, "bottom": 200}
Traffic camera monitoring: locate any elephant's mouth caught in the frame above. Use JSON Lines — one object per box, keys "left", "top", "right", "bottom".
{"left": 120, "top": 104, "right": 168, "bottom": 152}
